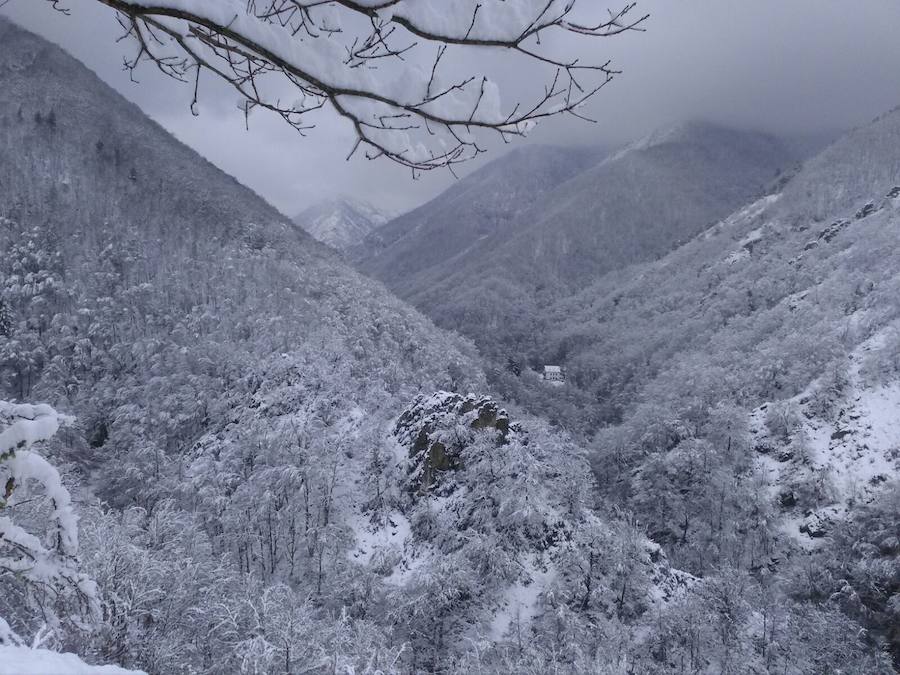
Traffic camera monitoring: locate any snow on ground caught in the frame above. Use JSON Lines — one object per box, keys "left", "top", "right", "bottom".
{"left": 737, "top": 226, "right": 765, "bottom": 250}
{"left": 347, "top": 509, "right": 412, "bottom": 567}
{"left": 706, "top": 194, "right": 781, "bottom": 263}
{"left": 752, "top": 325, "right": 900, "bottom": 547}
{"left": 723, "top": 248, "right": 750, "bottom": 265}
{"left": 384, "top": 544, "right": 435, "bottom": 587}
{"left": 488, "top": 555, "right": 554, "bottom": 641}
{"left": 646, "top": 562, "right": 696, "bottom": 607}
{"left": 828, "top": 382, "right": 900, "bottom": 490}
{"left": 707, "top": 193, "right": 779, "bottom": 239}
{"left": 0, "top": 646, "right": 144, "bottom": 675}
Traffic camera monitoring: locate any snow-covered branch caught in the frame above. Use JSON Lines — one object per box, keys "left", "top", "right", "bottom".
{"left": 0, "top": 401, "right": 96, "bottom": 646}
{"left": 52, "top": 0, "right": 646, "bottom": 172}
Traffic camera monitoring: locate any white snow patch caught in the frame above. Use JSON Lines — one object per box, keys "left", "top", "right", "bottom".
{"left": 0, "top": 646, "right": 144, "bottom": 675}
{"left": 489, "top": 556, "right": 553, "bottom": 641}
{"left": 752, "top": 325, "right": 900, "bottom": 546}
{"left": 724, "top": 249, "right": 750, "bottom": 265}
{"left": 347, "top": 510, "right": 411, "bottom": 567}
{"left": 706, "top": 194, "right": 780, "bottom": 240}
{"left": 738, "top": 226, "right": 765, "bottom": 249}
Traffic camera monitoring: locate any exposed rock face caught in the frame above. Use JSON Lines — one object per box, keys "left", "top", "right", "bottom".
{"left": 779, "top": 489, "right": 797, "bottom": 509}
{"left": 393, "top": 392, "right": 515, "bottom": 494}
{"left": 799, "top": 512, "right": 829, "bottom": 538}
{"left": 855, "top": 202, "right": 877, "bottom": 220}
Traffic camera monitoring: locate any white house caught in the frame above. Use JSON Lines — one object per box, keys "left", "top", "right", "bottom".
{"left": 543, "top": 365, "right": 565, "bottom": 383}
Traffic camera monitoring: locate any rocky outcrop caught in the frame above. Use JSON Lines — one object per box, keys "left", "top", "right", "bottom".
{"left": 854, "top": 202, "right": 877, "bottom": 220}
{"left": 799, "top": 512, "right": 829, "bottom": 538}
{"left": 394, "top": 392, "right": 516, "bottom": 494}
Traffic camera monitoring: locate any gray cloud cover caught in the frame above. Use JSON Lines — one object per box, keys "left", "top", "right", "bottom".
{"left": 3, "top": 0, "right": 900, "bottom": 214}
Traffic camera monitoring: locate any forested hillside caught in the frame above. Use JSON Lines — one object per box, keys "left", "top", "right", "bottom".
{"left": 352, "top": 144, "right": 606, "bottom": 277}
{"left": 2, "top": 14, "right": 898, "bottom": 675}
{"left": 0, "top": 17, "right": 749, "bottom": 675}
{"left": 357, "top": 122, "right": 797, "bottom": 359}
{"left": 517, "top": 107, "right": 900, "bottom": 428}
{"left": 490, "top": 107, "right": 900, "bottom": 667}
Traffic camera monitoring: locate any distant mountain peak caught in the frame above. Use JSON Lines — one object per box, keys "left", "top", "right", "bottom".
{"left": 293, "top": 195, "right": 396, "bottom": 251}
{"left": 638, "top": 119, "right": 726, "bottom": 144}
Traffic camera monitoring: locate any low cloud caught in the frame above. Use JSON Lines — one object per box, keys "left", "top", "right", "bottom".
{"left": 4, "top": 0, "right": 900, "bottom": 214}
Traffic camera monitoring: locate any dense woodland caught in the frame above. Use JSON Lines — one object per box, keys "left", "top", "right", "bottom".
{"left": 1, "top": 14, "right": 899, "bottom": 675}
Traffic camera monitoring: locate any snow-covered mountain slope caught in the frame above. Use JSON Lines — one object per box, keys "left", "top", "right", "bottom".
{"left": 482, "top": 122, "right": 795, "bottom": 290}
{"left": 339, "top": 391, "right": 694, "bottom": 665}
{"left": 355, "top": 122, "right": 798, "bottom": 360}
{"left": 0, "top": 14, "right": 485, "bottom": 426}
{"left": 0, "top": 17, "right": 711, "bottom": 674}
{"left": 0, "top": 16, "right": 313, "bottom": 251}
{"left": 539, "top": 107, "right": 900, "bottom": 428}
{"left": 0, "top": 16, "right": 486, "bottom": 671}
{"left": 293, "top": 196, "right": 395, "bottom": 251}
{"left": 751, "top": 323, "right": 900, "bottom": 545}
{"left": 512, "top": 106, "right": 900, "bottom": 667}
{"left": 5, "top": 13, "right": 895, "bottom": 674}
{"left": 351, "top": 143, "right": 607, "bottom": 280}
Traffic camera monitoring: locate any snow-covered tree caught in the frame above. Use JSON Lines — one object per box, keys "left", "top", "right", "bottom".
{"left": 56, "top": 0, "right": 646, "bottom": 171}
{"left": 0, "top": 400, "right": 97, "bottom": 648}
{"left": 0, "top": 223, "right": 70, "bottom": 399}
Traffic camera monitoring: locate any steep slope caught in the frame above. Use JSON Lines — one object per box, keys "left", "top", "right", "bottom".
{"left": 750, "top": 328, "right": 900, "bottom": 546}
{"left": 533, "top": 107, "right": 900, "bottom": 426}
{"left": 352, "top": 143, "right": 606, "bottom": 282}
{"left": 0, "top": 17, "right": 309, "bottom": 251}
{"left": 469, "top": 107, "right": 900, "bottom": 667}
{"left": 0, "top": 15, "right": 477, "bottom": 670}
{"left": 0, "top": 18, "right": 712, "bottom": 675}
{"left": 0, "top": 12, "right": 484, "bottom": 434}
{"left": 357, "top": 122, "right": 796, "bottom": 359}
{"left": 480, "top": 122, "right": 795, "bottom": 290}
{"left": 512, "top": 107, "right": 900, "bottom": 659}
{"left": 293, "top": 196, "right": 395, "bottom": 251}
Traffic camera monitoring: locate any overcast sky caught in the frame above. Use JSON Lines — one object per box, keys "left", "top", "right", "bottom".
{"left": 3, "top": 1, "right": 900, "bottom": 215}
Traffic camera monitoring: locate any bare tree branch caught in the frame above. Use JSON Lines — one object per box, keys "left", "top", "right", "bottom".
{"left": 44, "top": 0, "right": 648, "bottom": 172}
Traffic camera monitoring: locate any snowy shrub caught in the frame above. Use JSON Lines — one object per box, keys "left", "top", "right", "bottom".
{"left": 807, "top": 360, "right": 851, "bottom": 421}
{"left": 791, "top": 465, "right": 838, "bottom": 511}
{"left": 859, "top": 327, "right": 900, "bottom": 386}
{"left": 764, "top": 400, "right": 803, "bottom": 442}
{"left": 787, "top": 428, "right": 816, "bottom": 465}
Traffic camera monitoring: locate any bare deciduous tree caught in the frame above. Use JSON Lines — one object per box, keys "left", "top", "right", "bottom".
{"left": 46, "top": 0, "right": 646, "bottom": 173}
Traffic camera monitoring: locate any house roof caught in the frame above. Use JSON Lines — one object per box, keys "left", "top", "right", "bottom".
{"left": 544, "top": 365, "right": 562, "bottom": 373}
